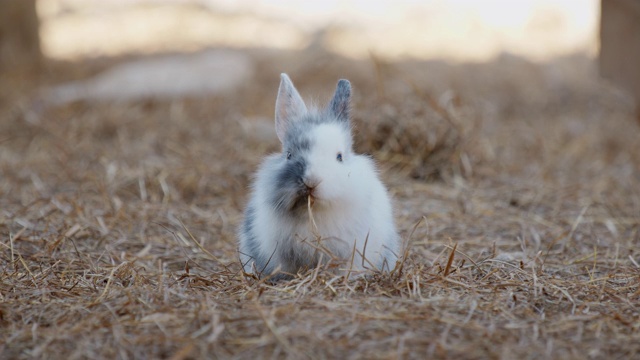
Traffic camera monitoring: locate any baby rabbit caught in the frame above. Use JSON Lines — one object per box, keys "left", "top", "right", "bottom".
{"left": 238, "top": 74, "right": 400, "bottom": 280}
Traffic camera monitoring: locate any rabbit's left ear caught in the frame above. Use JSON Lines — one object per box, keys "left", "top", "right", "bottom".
{"left": 328, "top": 79, "right": 351, "bottom": 123}
{"left": 275, "top": 73, "right": 307, "bottom": 143}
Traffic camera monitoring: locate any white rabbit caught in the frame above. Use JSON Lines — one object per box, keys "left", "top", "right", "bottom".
{"left": 238, "top": 74, "right": 400, "bottom": 280}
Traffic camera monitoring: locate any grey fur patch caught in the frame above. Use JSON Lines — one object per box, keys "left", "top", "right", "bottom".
{"left": 284, "top": 128, "right": 312, "bottom": 154}
{"left": 240, "top": 204, "right": 269, "bottom": 271}
{"left": 269, "top": 156, "right": 308, "bottom": 215}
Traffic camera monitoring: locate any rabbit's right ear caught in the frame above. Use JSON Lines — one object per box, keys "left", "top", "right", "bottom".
{"left": 275, "top": 73, "right": 307, "bottom": 143}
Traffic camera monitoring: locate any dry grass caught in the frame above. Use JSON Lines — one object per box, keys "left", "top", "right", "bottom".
{"left": 1, "top": 48, "right": 640, "bottom": 359}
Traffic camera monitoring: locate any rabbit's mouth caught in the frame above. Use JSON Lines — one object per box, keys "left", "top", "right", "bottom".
{"left": 288, "top": 192, "right": 311, "bottom": 213}
{"left": 299, "top": 181, "right": 318, "bottom": 200}
{"left": 287, "top": 190, "right": 320, "bottom": 214}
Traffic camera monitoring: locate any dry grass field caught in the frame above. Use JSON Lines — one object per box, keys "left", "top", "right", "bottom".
{"left": 1, "top": 48, "right": 639, "bottom": 359}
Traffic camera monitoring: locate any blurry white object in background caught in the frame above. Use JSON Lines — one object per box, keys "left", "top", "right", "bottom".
{"left": 207, "top": 0, "right": 599, "bottom": 61}
{"left": 38, "top": 0, "right": 598, "bottom": 62}
{"left": 43, "top": 50, "right": 253, "bottom": 104}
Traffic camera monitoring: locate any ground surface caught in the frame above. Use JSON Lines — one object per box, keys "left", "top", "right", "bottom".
{"left": 1, "top": 48, "right": 639, "bottom": 359}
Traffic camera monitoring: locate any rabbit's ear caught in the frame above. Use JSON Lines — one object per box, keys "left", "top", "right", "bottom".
{"left": 275, "top": 73, "right": 307, "bottom": 143}
{"left": 328, "top": 79, "right": 351, "bottom": 123}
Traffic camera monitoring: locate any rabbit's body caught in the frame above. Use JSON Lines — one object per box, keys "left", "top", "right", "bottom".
{"left": 238, "top": 74, "right": 399, "bottom": 279}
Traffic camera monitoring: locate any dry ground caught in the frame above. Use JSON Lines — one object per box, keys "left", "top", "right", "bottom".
{"left": 1, "top": 48, "right": 639, "bottom": 359}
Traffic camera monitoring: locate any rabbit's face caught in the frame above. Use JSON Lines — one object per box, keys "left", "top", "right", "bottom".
{"left": 273, "top": 122, "right": 352, "bottom": 215}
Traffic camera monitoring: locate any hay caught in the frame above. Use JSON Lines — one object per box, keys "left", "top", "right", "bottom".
{"left": 353, "top": 56, "right": 468, "bottom": 181}
{"left": 1, "top": 50, "right": 639, "bottom": 359}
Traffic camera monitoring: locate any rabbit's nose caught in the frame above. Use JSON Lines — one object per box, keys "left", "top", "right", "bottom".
{"left": 303, "top": 181, "right": 316, "bottom": 192}
{"left": 303, "top": 176, "right": 321, "bottom": 191}
{"left": 301, "top": 182, "right": 316, "bottom": 198}
{"left": 303, "top": 185, "right": 315, "bottom": 198}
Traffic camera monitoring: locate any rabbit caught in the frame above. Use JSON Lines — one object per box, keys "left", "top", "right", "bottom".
{"left": 238, "top": 73, "right": 400, "bottom": 280}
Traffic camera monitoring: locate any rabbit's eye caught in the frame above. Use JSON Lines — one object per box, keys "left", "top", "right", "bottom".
{"left": 286, "top": 151, "right": 292, "bottom": 160}
{"left": 336, "top": 152, "right": 343, "bottom": 162}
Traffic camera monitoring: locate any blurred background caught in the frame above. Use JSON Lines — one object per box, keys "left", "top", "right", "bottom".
{"left": 6, "top": 0, "right": 639, "bottom": 108}
{"left": 2, "top": 0, "right": 639, "bottom": 174}
{"left": 1, "top": 0, "right": 639, "bottom": 187}
{"left": 2, "top": 0, "right": 639, "bottom": 198}
{"left": 37, "top": 0, "right": 599, "bottom": 62}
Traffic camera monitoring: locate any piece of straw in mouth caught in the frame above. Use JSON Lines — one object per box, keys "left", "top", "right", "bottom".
{"left": 308, "top": 195, "right": 320, "bottom": 236}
